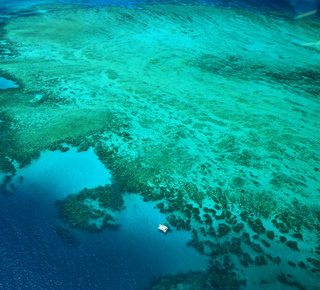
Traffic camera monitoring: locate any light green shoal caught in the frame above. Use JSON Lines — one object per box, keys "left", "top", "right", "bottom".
{"left": 1, "top": 4, "right": 319, "bottom": 209}
{"left": 1, "top": 4, "right": 320, "bottom": 286}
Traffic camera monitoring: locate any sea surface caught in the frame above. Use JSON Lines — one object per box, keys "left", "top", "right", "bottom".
{"left": 0, "top": 148, "right": 208, "bottom": 289}
{"left": 1, "top": 0, "right": 318, "bottom": 22}
{"left": 1, "top": 0, "right": 320, "bottom": 289}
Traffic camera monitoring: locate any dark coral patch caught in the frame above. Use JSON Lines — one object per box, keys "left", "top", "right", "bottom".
{"left": 248, "top": 218, "right": 265, "bottom": 234}
{"left": 218, "top": 224, "right": 231, "bottom": 236}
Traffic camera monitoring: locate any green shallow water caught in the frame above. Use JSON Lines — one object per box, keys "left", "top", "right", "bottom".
{"left": 0, "top": 3, "right": 320, "bottom": 289}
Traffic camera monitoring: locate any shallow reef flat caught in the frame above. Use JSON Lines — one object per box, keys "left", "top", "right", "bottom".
{"left": 1, "top": 3, "right": 320, "bottom": 288}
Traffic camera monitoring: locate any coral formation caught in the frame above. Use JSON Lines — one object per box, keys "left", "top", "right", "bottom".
{"left": 57, "top": 184, "right": 123, "bottom": 231}
{"left": 0, "top": 3, "right": 319, "bottom": 289}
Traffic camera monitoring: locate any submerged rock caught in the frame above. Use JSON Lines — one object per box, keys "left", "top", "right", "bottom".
{"left": 277, "top": 273, "right": 304, "bottom": 289}
{"left": 261, "top": 239, "right": 270, "bottom": 248}
{"left": 307, "top": 258, "right": 320, "bottom": 270}
{"left": 240, "top": 211, "right": 249, "bottom": 222}
{"left": 250, "top": 242, "right": 264, "bottom": 254}
{"left": 248, "top": 218, "right": 266, "bottom": 234}
{"left": 215, "top": 212, "right": 226, "bottom": 220}
{"left": 285, "top": 240, "right": 299, "bottom": 251}
{"left": 56, "top": 184, "right": 123, "bottom": 231}
{"left": 288, "top": 261, "right": 296, "bottom": 267}
{"left": 242, "top": 232, "right": 251, "bottom": 245}
{"left": 192, "top": 207, "right": 200, "bottom": 215}
{"left": 255, "top": 255, "right": 267, "bottom": 266}
{"left": 232, "top": 223, "right": 244, "bottom": 233}
{"left": 292, "top": 233, "right": 303, "bottom": 241}
{"left": 279, "top": 236, "right": 287, "bottom": 243}
{"left": 272, "top": 219, "right": 289, "bottom": 234}
{"left": 266, "top": 254, "right": 281, "bottom": 264}
{"left": 266, "top": 230, "right": 275, "bottom": 240}
{"left": 203, "top": 213, "right": 213, "bottom": 225}
{"left": 208, "top": 265, "right": 246, "bottom": 289}
{"left": 207, "top": 227, "right": 217, "bottom": 237}
{"left": 240, "top": 253, "right": 253, "bottom": 267}
{"left": 218, "top": 224, "right": 231, "bottom": 236}
{"left": 187, "top": 237, "right": 204, "bottom": 254}
{"left": 229, "top": 238, "right": 242, "bottom": 254}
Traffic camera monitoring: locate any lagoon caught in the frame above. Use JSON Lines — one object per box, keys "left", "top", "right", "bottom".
{"left": 0, "top": 77, "right": 19, "bottom": 89}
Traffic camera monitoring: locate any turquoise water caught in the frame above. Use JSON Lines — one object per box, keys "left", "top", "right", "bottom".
{"left": 1, "top": 0, "right": 320, "bottom": 289}
{"left": 0, "top": 77, "right": 19, "bottom": 89}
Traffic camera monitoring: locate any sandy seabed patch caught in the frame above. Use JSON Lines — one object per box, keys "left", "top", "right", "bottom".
{"left": 0, "top": 3, "right": 320, "bottom": 289}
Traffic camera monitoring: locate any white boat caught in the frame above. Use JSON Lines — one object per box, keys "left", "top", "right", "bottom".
{"left": 158, "top": 224, "right": 168, "bottom": 233}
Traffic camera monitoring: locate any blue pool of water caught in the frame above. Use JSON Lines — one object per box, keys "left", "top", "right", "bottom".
{"left": 0, "top": 147, "right": 208, "bottom": 289}
{"left": 0, "top": 77, "right": 19, "bottom": 89}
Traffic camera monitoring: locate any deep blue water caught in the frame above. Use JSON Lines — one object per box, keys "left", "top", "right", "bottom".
{"left": 0, "top": 149, "right": 207, "bottom": 289}
{"left": 1, "top": 0, "right": 320, "bottom": 289}
{"left": 0, "top": 192, "right": 145, "bottom": 289}
{"left": 0, "top": 192, "right": 208, "bottom": 289}
{"left": 0, "top": 150, "right": 127, "bottom": 289}
{"left": 0, "top": 194, "right": 150, "bottom": 289}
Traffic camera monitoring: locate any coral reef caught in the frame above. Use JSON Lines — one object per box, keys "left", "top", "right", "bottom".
{"left": 0, "top": 3, "right": 319, "bottom": 289}
{"left": 56, "top": 184, "right": 123, "bottom": 231}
